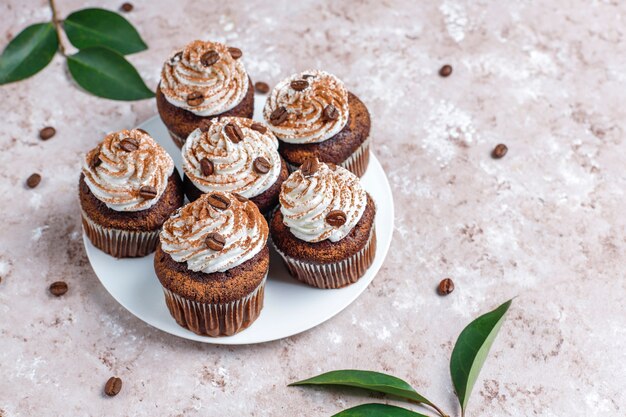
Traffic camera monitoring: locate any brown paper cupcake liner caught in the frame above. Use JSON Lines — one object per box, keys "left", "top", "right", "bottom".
{"left": 340, "top": 137, "right": 370, "bottom": 178}
{"left": 167, "top": 129, "right": 186, "bottom": 149}
{"left": 161, "top": 276, "right": 266, "bottom": 337}
{"left": 81, "top": 209, "right": 160, "bottom": 258}
{"left": 271, "top": 227, "right": 377, "bottom": 289}
{"left": 286, "top": 138, "right": 371, "bottom": 177}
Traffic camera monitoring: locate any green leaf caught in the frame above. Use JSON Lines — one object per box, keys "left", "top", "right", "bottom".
{"left": 64, "top": 8, "right": 147, "bottom": 55}
{"left": 450, "top": 299, "right": 512, "bottom": 416}
{"left": 0, "top": 22, "right": 58, "bottom": 84}
{"left": 67, "top": 47, "right": 154, "bottom": 101}
{"left": 332, "top": 404, "right": 431, "bottom": 417}
{"left": 290, "top": 370, "right": 435, "bottom": 407}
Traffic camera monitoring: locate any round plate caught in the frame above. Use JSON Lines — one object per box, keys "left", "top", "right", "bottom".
{"left": 84, "top": 98, "right": 394, "bottom": 345}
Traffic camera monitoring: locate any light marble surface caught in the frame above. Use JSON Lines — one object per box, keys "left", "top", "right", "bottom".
{"left": 1, "top": 1, "right": 625, "bottom": 416}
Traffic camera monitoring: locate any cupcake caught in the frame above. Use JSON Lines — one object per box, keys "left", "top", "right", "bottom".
{"left": 79, "top": 129, "right": 184, "bottom": 258}
{"left": 182, "top": 117, "right": 289, "bottom": 216}
{"left": 270, "top": 158, "right": 376, "bottom": 288}
{"left": 154, "top": 192, "right": 269, "bottom": 337}
{"left": 263, "top": 70, "right": 371, "bottom": 177}
{"left": 156, "top": 40, "right": 254, "bottom": 148}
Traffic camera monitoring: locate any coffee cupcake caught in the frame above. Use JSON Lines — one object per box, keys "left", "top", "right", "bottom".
{"left": 155, "top": 192, "right": 269, "bottom": 337}
{"left": 79, "top": 129, "right": 184, "bottom": 258}
{"left": 270, "top": 158, "right": 376, "bottom": 288}
{"left": 156, "top": 40, "right": 254, "bottom": 148}
{"left": 182, "top": 117, "right": 289, "bottom": 216}
{"left": 263, "top": 70, "right": 371, "bottom": 177}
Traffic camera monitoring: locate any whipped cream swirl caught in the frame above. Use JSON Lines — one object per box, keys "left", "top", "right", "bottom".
{"left": 82, "top": 129, "right": 174, "bottom": 212}
{"left": 160, "top": 193, "right": 268, "bottom": 273}
{"left": 263, "top": 70, "right": 350, "bottom": 144}
{"left": 279, "top": 162, "right": 366, "bottom": 242}
{"left": 182, "top": 118, "right": 281, "bottom": 198}
{"left": 160, "top": 40, "right": 249, "bottom": 116}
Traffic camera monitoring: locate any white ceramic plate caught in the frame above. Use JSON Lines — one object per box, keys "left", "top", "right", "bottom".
{"left": 83, "top": 97, "right": 394, "bottom": 344}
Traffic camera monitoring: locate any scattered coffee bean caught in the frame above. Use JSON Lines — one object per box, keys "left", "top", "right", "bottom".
{"left": 300, "top": 157, "right": 319, "bottom": 176}
{"left": 119, "top": 138, "right": 139, "bottom": 152}
{"left": 254, "top": 81, "right": 270, "bottom": 94}
{"left": 269, "top": 106, "right": 288, "bottom": 126}
{"left": 200, "top": 158, "right": 214, "bottom": 176}
{"left": 26, "top": 173, "right": 41, "bottom": 189}
{"left": 205, "top": 232, "right": 226, "bottom": 251}
{"left": 120, "top": 2, "right": 133, "bottom": 12}
{"left": 326, "top": 210, "right": 347, "bottom": 227}
{"left": 104, "top": 377, "right": 123, "bottom": 397}
{"left": 253, "top": 157, "right": 271, "bottom": 174}
{"left": 135, "top": 128, "right": 149, "bottom": 135}
{"left": 228, "top": 47, "right": 242, "bottom": 60}
{"left": 138, "top": 186, "right": 158, "bottom": 199}
{"left": 224, "top": 123, "right": 244, "bottom": 143}
{"left": 187, "top": 91, "right": 204, "bottom": 106}
{"left": 39, "top": 126, "right": 56, "bottom": 140}
{"left": 437, "top": 278, "right": 455, "bottom": 295}
{"left": 492, "top": 143, "right": 508, "bottom": 159}
{"left": 290, "top": 80, "right": 309, "bottom": 91}
{"left": 200, "top": 50, "right": 220, "bottom": 67}
{"left": 250, "top": 123, "right": 267, "bottom": 134}
{"left": 322, "top": 105, "right": 338, "bottom": 122}
{"left": 232, "top": 193, "right": 248, "bottom": 202}
{"left": 49, "top": 281, "right": 68, "bottom": 297}
{"left": 207, "top": 193, "right": 231, "bottom": 210}
{"left": 439, "top": 64, "right": 453, "bottom": 77}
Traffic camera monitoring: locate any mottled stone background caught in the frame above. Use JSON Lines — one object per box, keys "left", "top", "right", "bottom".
{"left": 0, "top": 1, "right": 624, "bottom": 416}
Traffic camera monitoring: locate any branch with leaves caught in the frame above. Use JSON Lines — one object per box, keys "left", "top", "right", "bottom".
{"left": 0, "top": 1, "right": 153, "bottom": 100}
{"left": 290, "top": 300, "right": 513, "bottom": 417}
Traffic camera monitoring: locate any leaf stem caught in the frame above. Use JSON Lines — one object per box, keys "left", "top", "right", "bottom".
{"left": 431, "top": 403, "right": 449, "bottom": 417}
{"left": 408, "top": 400, "right": 449, "bottom": 417}
{"left": 48, "top": 0, "right": 67, "bottom": 56}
